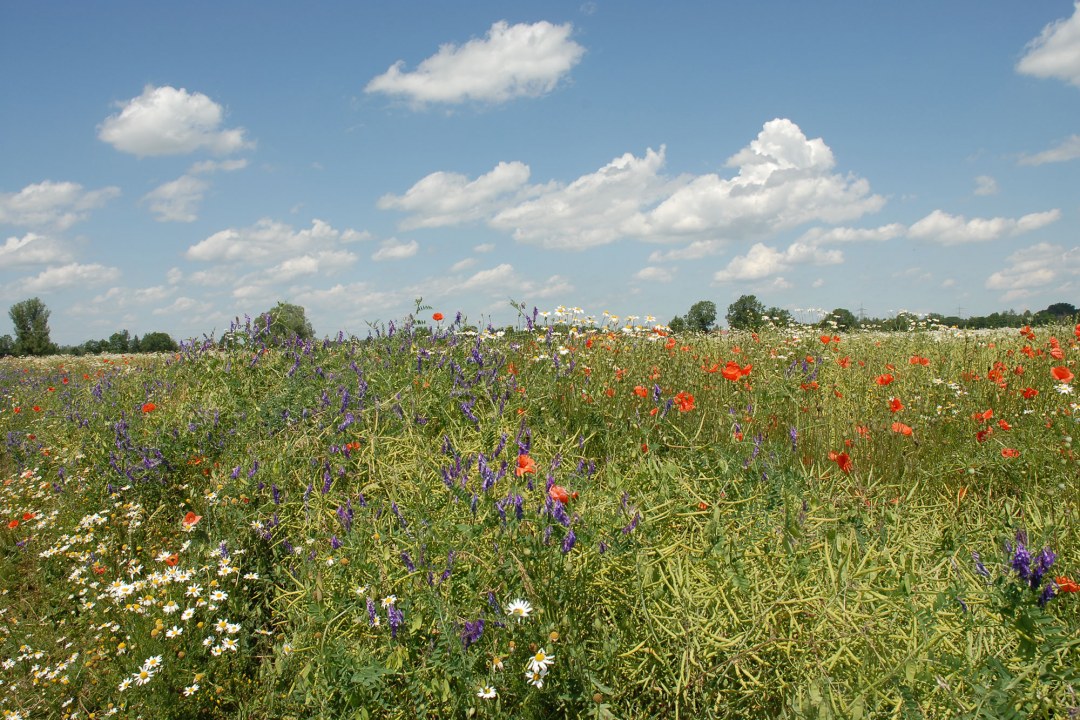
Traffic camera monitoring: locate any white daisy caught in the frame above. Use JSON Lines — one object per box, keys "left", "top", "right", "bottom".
{"left": 505, "top": 598, "right": 532, "bottom": 620}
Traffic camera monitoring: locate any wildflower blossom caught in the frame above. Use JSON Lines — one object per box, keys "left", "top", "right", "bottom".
{"left": 506, "top": 598, "right": 532, "bottom": 620}
{"left": 477, "top": 685, "right": 497, "bottom": 699}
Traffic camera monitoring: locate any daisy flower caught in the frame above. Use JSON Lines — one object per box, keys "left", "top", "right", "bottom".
{"left": 527, "top": 648, "right": 554, "bottom": 674}
{"left": 477, "top": 685, "right": 497, "bottom": 699}
{"left": 505, "top": 598, "right": 532, "bottom": 620}
{"left": 183, "top": 683, "right": 199, "bottom": 696}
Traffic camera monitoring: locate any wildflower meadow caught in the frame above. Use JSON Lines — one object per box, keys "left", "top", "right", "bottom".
{"left": 1, "top": 306, "right": 1078, "bottom": 719}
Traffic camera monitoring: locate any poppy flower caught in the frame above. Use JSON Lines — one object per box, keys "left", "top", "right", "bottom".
{"left": 432, "top": 312, "right": 444, "bottom": 322}
{"left": 674, "top": 391, "right": 695, "bottom": 412}
{"left": 973, "top": 409, "right": 993, "bottom": 421}
{"left": 182, "top": 511, "right": 202, "bottom": 529}
{"left": 997, "top": 420, "right": 1012, "bottom": 431}
{"left": 1001, "top": 448, "right": 1020, "bottom": 459}
{"left": 837, "top": 356, "right": 851, "bottom": 369}
{"left": 1051, "top": 366, "right": 1074, "bottom": 383}
{"left": 875, "top": 374, "right": 894, "bottom": 386}
{"left": 833, "top": 452, "right": 853, "bottom": 474}
{"left": 164, "top": 554, "right": 179, "bottom": 567}
{"left": 548, "top": 485, "right": 569, "bottom": 504}
{"left": 516, "top": 454, "right": 536, "bottom": 477}
{"left": 1055, "top": 576, "right": 1079, "bottom": 593}
{"left": 1022, "top": 387, "right": 1039, "bottom": 399}
{"left": 32, "top": 406, "right": 41, "bottom": 412}
{"left": 21, "top": 512, "right": 34, "bottom": 521}
{"left": 142, "top": 402, "right": 156, "bottom": 413}
{"left": 891, "top": 422, "right": 913, "bottom": 437}
{"left": 6, "top": 520, "right": 17, "bottom": 530}
{"left": 633, "top": 385, "right": 648, "bottom": 398}
{"left": 1050, "top": 347, "right": 1065, "bottom": 360}
{"left": 820, "top": 335, "right": 832, "bottom": 344}
{"left": 888, "top": 397, "right": 903, "bottom": 413}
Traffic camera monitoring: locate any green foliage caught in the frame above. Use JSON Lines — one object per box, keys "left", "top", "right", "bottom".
{"left": 8, "top": 297, "right": 55, "bottom": 355}
{"left": 108, "top": 329, "right": 131, "bottom": 354}
{"left": 0, "top": 335, "right": 12, "bottom": 357}
{"left": 685, "top": 300, "right": 717, "bottom": 332}
{"left": 822, "top": 307, "right": 858, "bottom": 331}
{"left": 1, "top": 321, "right": 1079, "bottom": 718}
{"left": 140, "top": 331, "right": 179, "bottom": 352}
{"left": 668, "top": 315, "right": 687, "bottom": 333}
{"left": 260, "top": 301, "right": 315, "bottom": 343}
{"left": 725, "top": 294, "right": 766, "bottom": 331}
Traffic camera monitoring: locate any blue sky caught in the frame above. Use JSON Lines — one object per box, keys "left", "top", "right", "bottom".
{"left": 2, "top": 1, "right": 1079, "bottom": 344}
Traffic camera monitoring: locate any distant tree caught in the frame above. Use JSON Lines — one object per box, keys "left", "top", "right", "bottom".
{"left": 140, "top": 332, "right": 179, "bottom": 352}
{"left": 9, "top": 297, "right": 55, "bottom": 355}
{"left": 766, "top": 306, "right": 793, "bottom": 327}
{"left": 822, "top": 308, "right": 858, "bottom": 332}
{"left": 668, "top": 315, "right": 687, "bottom": 333}
{"left": 0, "top": 335, "right": 13, "bottom": 357}
{"left": 726, "top": 295, "right": 766, "bottom": 331}
{"left": 259, "top": 302, "right": 315, "bottom": 343}
{"left": 108, "top": 330, "right": 131, "bottom": 354}
{"left": 685, "top": 300, "right": 717, "bottom": 332}
{"left": 1044, "top": 302, "right": 1077, "bottom": 317}
{"left": 130, "top": 335, "right": 142, "bottom": 352}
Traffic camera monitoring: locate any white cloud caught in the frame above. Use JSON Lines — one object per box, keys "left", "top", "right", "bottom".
{"left": 811, "top": 278, "right": 825, "bottom": 288}
{"left": 450, "top": 258, "right": 476, "bottom": 272}
{"left": 0, "top": 233, "right": 71, "bottom": 265}
{"left": 98, "top": 85, "right": 253, "bottom": 157}
{"left": 189, "top": 158, "right": 249, "bottom": 174}
{"left": 378, "top": 162, "right": 532, "bottom": 229}
{"left": 263, "top": 250, "right": 357, "bottom": 282}
{"left": 986, "top": 242, "right": 1080, "bottom": 301}
{"left": 973, "top": 175, "right": 999, "bottom": 196}
{"left": 365, "top": 20, "right": 585, "bottom": 105}
{"left": 1019, "top": 135, "right": 1080, "bottom": 165}
{"left": 490, "top": 147, "right": 672, "bottom": 249}
{"left": 634, "top": 119, "right": 884, "bottom": 238}
{"left": 648, "top": 239, "right": 725, "bottom": 262}
{"left": 166, "top": 267, "right": 183, "bottom": 284}
{"left": 1017, "top": 2, "right": 1080, "bottom": 88}
{"left": 0, "top": 180, "right": 120, "bottom": 229}
{"left": 796, "top": 223, "right": 905, "bottom": 244}
{"left": 13, "top": 263, "right": 121, "bottom": 293}
{"left": 907, "top": 209, "right": 1061, "bottom": 244}
{"left": 474, "top": 242, "right": 495, "bottom": 253}
{"left": 714, "top": 241, "right": 843, "bottom": 283}
{"left": 771, "top": 277, "right": 793, "bottom": 290}
{"left": 143, "top": 175, "right": 209, "bottom": 222}
{"left": 634, "top": 266, "right": 674, "bottom": 282}
{"left": 371, "top": 238, "right": 419, "bottom": 261}
{"left": 152, "top": 296, "right": 214, "bottom": 315}
{"left": 187, "top": 218, "right": 361, "bottom": 263}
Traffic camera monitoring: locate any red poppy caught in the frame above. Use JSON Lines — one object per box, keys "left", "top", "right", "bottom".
{"left": 32, "top": 406, "right": 41, "bottom": 412}
{"left": 1050, "top": 347, "right": 1065, "bottom": 360}
{"left": 21, "top": 512, "right": 34, "bottom": 521}
{"left": 1001, "top": 448, "right": 1020, "bottom": 459}
{"left": 1022, "top": 387, "right": 1039, "bottom": 399}
{"left": 6, "top": 520, "right": 17, "bottom": 529}
{"left": 1056, "top": 576, "right": 1079, "bottom": 593}
{"left": 997, "top": 420, "right": 1012, "bottom": 431}
{"left": 891, "top": 422, "right": 913, "bottom": 437}
{"left": 888, "top": 397, "right": 903, "bottom": 413}
{"left": 833, "top": 452, "right": 853, "bottom": 474}
{"left": 633, "top": 385, "right": 648, "bottom": 398}
{"left": 820, "top": 335, "right": 832, "bottom": 344}
{"left": 674, "top": 391, "right": 695, "bottom": 412}
{"left": 12, "top": 407, "right": 19, "bottom": 414}
{"left": 976, "top": 428, "right": 992, "bottom": 443}
{"left": 182, "top": 511, "right": 202, "bottom": 528}
{"left": 432, "top": 312, "right": 444, "bottom": 322}
{"left": 164, "top": 554, "right": 179, "bottom": 567}
{"left": 548, "top": 485, "right": 569, "bottom": 504}
{"left": 909, "top": 355, "right": 930, "bottom": 366}
{"left": 973, "top": 409, "right": 993, "bottom": 421}
{"left": 1052, "top": 366, "right": 1074, "bottom": 383}
{"left": 875, "top": 374, "right": 894, "bottom": 386}
{"left": 837, "top": 356, "right": 851, "bottom": 369}
{"left": 142, "top": 402, "right": 156, "bottom": 413}
{"left": 515, "top": 454, "right": 536, "bottom": 477}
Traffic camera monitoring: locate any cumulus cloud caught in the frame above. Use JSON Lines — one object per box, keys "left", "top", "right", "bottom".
{"left": 263, "top": 250, "right": 357, "bottom": 282}
{"left": 378, "top": 162, "right": 533, "bottom": 229}
{"left": 0, "top": 180, "right": 120, "bottom": 229}
{"left": 490, "top": 147, "right": 672, "bottom": 249}
{"left": 973, "top": 175, "right": 999, "bottom": 195}
{"left": 714, "top": 242, "right": 843, "bottom": 283}
{"left": 189, "top": 158, "right": 249, "bottom": 174}
{"left": 98, "top": 85, "right": 253, "bottom": 157}
{"left": 371, "top": 238, "right": 419, "bottom": 261}
{"left": 365, "top": 20, "right": 585, "bottom": 105}
{"left": 797, "top": 223, "right": 906, "bottom": 244}
{"left": 634, "top": 266, "right": 674, "bottom": 282}
{"left": 380, "top": 119, "right": 881, "bottom": 252}
{"left": 0, "top": 233, "right": 71, "bottom": 265}
{"left": 143, "top": 175, "right": 209, "bottom": 222}
{"left": 907, "top": 209, "right": 1061, "bottom": 244}
{"left": 13, "top": 263, "right": 121, "bottom": 294}
{"left": 450, "top": 258, "right": 477, "bottom": 272}
{"left": 635, "top": 119, "right": 884, "bottom": 238}
{"left": 152, "top": 296, "right": 215, "bottom": 315}
{"left": 1019, "top": 134, "right": 1080, "bottom": 165}
{"left": 187, "top": 218, "right": 363, "bottom": 263}
{"left": 986, "top": 242, "right": 1080, "bottom": 301}
{"left": 1017, "top": 2, "right": 1080, "bottom": 88}
{"left": 648, "top": 239, "right": 725, "bottom": 262}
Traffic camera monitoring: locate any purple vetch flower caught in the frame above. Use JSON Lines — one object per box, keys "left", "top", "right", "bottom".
{"left": 272, "top": 484, "right": 282, "bottom": 505}
{"left": 391, "top": 502, "right": 407, "bottom": 529}
{"left": 1010, "top": 540, "right": 1033, "bottom": 584}
{"left": 1038, "top": 581, "right": 1057, "bottom": 608}
{"left": 789, "top": 426, "right": 798, "bottom": 450}
{"left": 461, "top": 618, "right": 484, "bottom": 649}
{"left": 440, "top": 550, "right": 455, "bottom": 583}
{"left": 1031, "top": 547, "right": 1057, "bottom": 589}
{"left": 621, "top": 512, "right": 641, "bottom": 535}
{"left": 331, "top": 535, "right": 343, "bottom": 550}
{"left": 401, "top": 552, "right": 415, "bottom": 572}
{"left": 248, "top": 461, "right": 259, "bottom": 478}
{"left": 561, "top": 527, "right": 577, "bottom": 554}
{"left": 366, "top": 598, "right": 378, "bottom": 626}
{"left": 543, "top": 526, "right": 553, "bottom": 545}
{"left": 388, "top": 605, "right": 403, "bottom": 638}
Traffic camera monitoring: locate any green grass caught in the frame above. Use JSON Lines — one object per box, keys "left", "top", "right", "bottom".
{"left": 1, "top": 313, "right": 1078, "bottom": 719}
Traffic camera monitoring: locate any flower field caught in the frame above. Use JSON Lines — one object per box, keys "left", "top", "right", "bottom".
{"left": 1, "top": 309, "right": 1078, "bottom": 719}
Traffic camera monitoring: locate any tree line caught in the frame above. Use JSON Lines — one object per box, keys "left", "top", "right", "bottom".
{"left": 670, "top": 295, "right": 1079, "bottom": 332}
